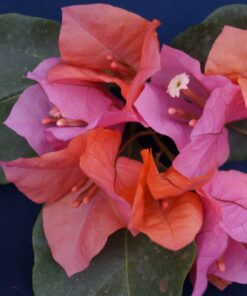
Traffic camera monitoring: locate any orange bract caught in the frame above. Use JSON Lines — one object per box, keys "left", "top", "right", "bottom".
{"left": 205, "top": 26, "right": 247, "bottom": 106}
{"left": 118, "top": 149, "right": 203, "bottom": 251}
{"left": 48, "top": 4, "right": 160, "bottom": 108}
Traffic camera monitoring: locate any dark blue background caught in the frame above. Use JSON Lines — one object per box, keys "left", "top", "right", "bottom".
{"left": 1, "top": 1, "right": 247, "bottom": 295}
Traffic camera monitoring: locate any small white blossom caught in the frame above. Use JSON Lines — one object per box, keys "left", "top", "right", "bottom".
{"left": 167, "top": 73, "right": 190, "bottom": 98}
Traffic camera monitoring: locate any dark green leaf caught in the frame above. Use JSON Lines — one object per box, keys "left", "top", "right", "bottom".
{"left": 171, "top": 4, "right": 247, "bottom": 67}
{"left": 0, "top": 14, "right": 60, "bottom": 183}
{"left": 33, "top": 214, "right": 195, "bottom": 296}
{"left": 228, "top": 121, "right": 247, "bottom": 161}
{"left": 171, "top": 4, "right": 247, "bottom": 162}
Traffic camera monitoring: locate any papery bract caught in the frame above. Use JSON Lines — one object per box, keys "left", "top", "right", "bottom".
{"left": 208, "top": 239, "right": 247, "bottom": 284}
{"left": 205, "top": 26, "right": 247, "bottom": 106}
{"left": 118, "top": 149, "right": 203, "bottom": 251}
{"left": 135, "top": 45, "right": 247, "bottom": 177}
{"left": 48, "top": 3, "right": 161, "bottom": 108}
{"left": 191, "top": 183, "right": 247, "bottom": 296}
{"left": 204, "top": 170, "right": 247, "bottom": 243}
{"left": 5, "top": 58, "right": 141, "bottom": 155}
{"left": 0, "top": 129, "right": 132, "bottom": 276}
{"left": 191, "top": 198, "right": 228, "bottom": 296}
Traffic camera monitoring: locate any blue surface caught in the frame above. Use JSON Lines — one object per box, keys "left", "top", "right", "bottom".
{"left": 1, "top": 0, "right": 247, "bottom": 295}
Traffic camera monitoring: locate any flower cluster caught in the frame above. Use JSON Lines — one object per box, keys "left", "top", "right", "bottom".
{"left": 2, "top": 4, "right": 247, "bottom": 296}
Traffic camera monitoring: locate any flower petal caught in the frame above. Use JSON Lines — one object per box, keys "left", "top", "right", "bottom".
{"left": 115, "top": 156, "right": 142, "bottom": 204}
{"left": 238, "top": 77, "right": 247, "bottom": 108}
{"left": 43, "top": 189, "right": 126, "bottom": 276}
{"left": 205, "top": 26, "right": 247, "bottom": 82}
{"left": 79, "top": 128, "right": 131, "bottom": 223}
{"left": 204, "top": 170, "right": 247, "bottom": 242}
{"left": 130, "top": 150, "right": 203, "bottom": 250}
{"left": 4, "top": 84, "right": 56, "bottom": 155}
{"left": 173, "top": 130, "right": 229, "bottom": 178}
{"left": 191, "top": 199, "right": 228, "bottom": 296}
{"left": 125, "top": 19, "right": 161, "bottom": 108}
{"left": 59, "top": 4, "right": 152, "bottom": 68}
{"left": 208, "top": 239, "right": 247, "bottom": 284}
{"left": 144, "top": 150, "right": 212, "bottom": 199}
{"left": 28, "top": 58, "right": 119, "bottom": 123}
{"left": 0, "top": 135, "right": 85, "bottom": 203}
{"left": 134, "top": 84, "right": 194, "bottom": 151}
{"left": 48, "top": 4, "right": 160, "bottom": 105}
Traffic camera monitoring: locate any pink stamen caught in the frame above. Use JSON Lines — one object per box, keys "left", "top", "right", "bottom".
{"left": 106, "top": 55, "right": 135, "bottom": 79}
{"left": 41, "top": 117, "right": 58, "bottom": 125}
{"left": 110, "top": 62, "right": 118, "bottom": 69}
{"left": 216, "top": 257, "right": 226, "bottom": 272}
{"left": 168, "top": 107, "right": 178, "bottom": 115}
{"left": 82, "top": 195, "right": 92, "bottom": 205}
{"left": 72, "top": 184, "right": 98, "bottom": 208}
{"left": 161, "top": 200, "right": 169, "bottom": 210}
{"left": 168, "top": 108, "right": 199, "bottom": 122}
{"left": 181, "top": 89, "right": 205, "bottom": 108}
{"left": 56, "top": 118, "right": 87, "bottom": 127}
{"left": 189, "top": 119, "right": 197, "bottom": 127}
{"left": 106, "top": 55, "right": 113, "bottom": 61}
{"left": 71, "top": 177, "right": 88, "bottom": 193}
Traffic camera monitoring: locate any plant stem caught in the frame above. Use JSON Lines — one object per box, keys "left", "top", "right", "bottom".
{"left": 151, "top": 133, "right": 175, "bottom": 161}
{"left": 228, "top": 123, "right": 247, "bottom": 136}
{"left": 119, "top": 130, "right": 155, "bottom": 155}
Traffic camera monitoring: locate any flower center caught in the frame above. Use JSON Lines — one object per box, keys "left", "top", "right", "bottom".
{"left": 71, "top": 177, "right": 99, "bottom": 208}
{"left": 42, "top": 106, "right": 87, "bottom": 128}
{"left": 167, "top": 73, "right": 190, "bottom": 98}
{"left": 167, "top": 73, "right": 206, "bottom": 127}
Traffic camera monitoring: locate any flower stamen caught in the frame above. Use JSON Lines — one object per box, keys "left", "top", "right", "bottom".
{"left": 189, "top": 119, "right": 197, "bottom": 127}
{"left": 167, "top": 73, "right": 205, "bottom": 108}
{"left": 161, "top": 200, "right": 169, "bottom": 210}
{"left": 105, "top": 55, "right": 135, "bottom": 79}
{"left": 71, "top": 176, "right": 89, "bottom": 193}
{"left": 168, "top": 107, "right": 198, "bottom": 125}
{"left": 181, "top": 88, "right": 205, "bottom": 108}
{"left": 216, "top": 257, "right": 226, "bottom": 272}
{"left": 56, "top": 118, "right": 87, "bottom": 127}
{"left": 72, "top": 183, "right": 99, "bottom": 208}
{"left": 41, "top": 117, "right": 58, "bottom": 125}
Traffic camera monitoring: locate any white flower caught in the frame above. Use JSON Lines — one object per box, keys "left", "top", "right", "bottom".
{"left": 167, "top": 73, "right": 190, "bottom": 98}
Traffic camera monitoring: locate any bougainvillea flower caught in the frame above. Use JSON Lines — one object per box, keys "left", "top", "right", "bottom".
{"left": 5, "top": 58, "right": 140, "bottom": 155}
{"left": 191, "top": 198, "right": 228, "bottom": 296}
{"left": 0, "top": 129, "right": 136, "bottom": 276}
{"left": 135, "top": 45, "right": 247, "bottom": 177}
{"left": 191, "top": 194, "right": 247, "bottom": 296}
{"left": 117, "top": 149, "right": 204, "bottom": 250}
{"left": 189, "top": 167, "right": 247, "bottom": 295}
{"left": 48, "top": 3, "right": 161, "bottom": 109}
{"left": 204, "top": 169, "right": 247, "bottom": 243}
{"left": 205, "top": 26, "right": 247, "bottom": 106}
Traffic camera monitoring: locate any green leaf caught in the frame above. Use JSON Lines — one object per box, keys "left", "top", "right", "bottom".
{"left": 33, "top": 214, "right": 196, "bottom": 296}
{"left": 171, "top": 4, "right": 247, "bottom": 162}
{"left": 171, "top": 4, "right": 247, "bottom": 67}
{"left": 0, "top": 14, "right": 60, "bottom": 183}
{"left": 228, "top": 121, "right": 247, "bottom": 161}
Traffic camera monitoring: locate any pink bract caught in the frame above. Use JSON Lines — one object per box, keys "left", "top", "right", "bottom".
{"left": 48, "top": 3, "right": 161, "bottom": 109}
{"left": 135, "top": 45, "right": 247, "bottom": 177}
{"left": 5, "top": 58, "right": 142, "bottom": 155}
{"left": 191, "top": 169, "right": 247, "bottom": 295}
